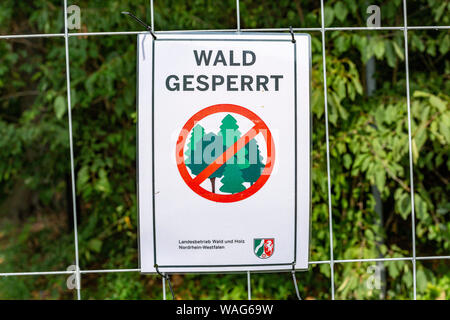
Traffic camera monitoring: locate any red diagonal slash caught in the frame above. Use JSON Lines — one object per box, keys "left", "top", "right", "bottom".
{"left": 191, "top": 124, "right": 263, "bottom": 186}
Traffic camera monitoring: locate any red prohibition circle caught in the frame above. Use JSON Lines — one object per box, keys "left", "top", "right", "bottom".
{"left": 175, "top": 104, "right": 275, "bottom": 203}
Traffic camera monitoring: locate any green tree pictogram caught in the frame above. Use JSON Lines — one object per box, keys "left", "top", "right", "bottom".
{"left": 242, "top": 139, "right": 265, "bottom": 185}
{"left": 185, "top": 124, "right": 205, "bottom": 175}
{"left": 219, "top": 163, "right": 246, "bottom": 194}
{"left": 218, "top": 114, "right": 247, "bottom": 167}
{"left": 203, "top": 132, "right": 225, "bottom": 193}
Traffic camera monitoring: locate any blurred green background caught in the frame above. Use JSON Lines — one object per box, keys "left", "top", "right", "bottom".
{"left": 0, "top": 0, "right": 448, "bottom": 300}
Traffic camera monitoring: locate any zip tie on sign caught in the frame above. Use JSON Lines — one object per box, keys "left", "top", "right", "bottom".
{"left": 155, "top": 264, "right": 175, "bottom": 300}
{"left": 289, "top": 26, "right": 296, "bottom": 43}
{"left": 122, "top": 11, "right": 157, "bottom": 40}
{"left": 291, "top": 265, "right": 302, "bottom": 300}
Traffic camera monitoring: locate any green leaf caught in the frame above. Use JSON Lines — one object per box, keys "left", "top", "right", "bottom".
{"left": 350, "top": 76, "right": 363, "bottom": 95}
{"left": 334, "top": 2, "right": 348, "bottom": 22}
{"left": 335, "top": 35, "right": 350, "bottom": 53}
{"left": 88, "top": 239, "right": 103, "bottom": 253}
{"left": 385, "top": 41, "right": 396, "bottom": 68}
{"left": 95, "top": 168, "right": 111, "bottom": 194}
{"left": 427, "top": 43, "right": 436, "bottom": 56}
{"left": 336, "top": 79, "right": 346, "bottom": 99}
{"left": 77, "top": 166, "right": 90, "bottom": 188}
{"left": 416, "top": 269, "right": 427, "bottom": 292}
{"left": 373, "top": 40, "right": 385, "bottom": 59}
{"left": 412, "top": 138, "right": 419, "bottom": 164}
{"left": 413, "top": 90, "right": 431, "bottom": 98}
{"left": 392, "top": 41, "right": 404, "bottom": 61}
{"left": 343, "top": 154, "right": 352, "bottom": 169}
{"left": 397, "top": 193, "right": 412, "bottom": 220}
{"left": 388, "top": 262, "right": 400, "bottom": 278}
{"left": 439, "top": 34, "right": 449, "bottom": 54}
{"left": 54, "top": 96, "right": 66, "bottom": 120}
{"left": 375, "top": 169, "right": 386, "bottom": 191}
{"left": 439, "top": 113, "right": 450, "bottom": 143}
{"left": 412, "top": 34, "right": 425, "bottom": 52}
{"left": 324, "top": 6, "right": 335, "bottom": 27}
{"left": 374, "top": 107, "right": 385, "bottom": 126}
{"left": 429, "top": 95, "right": 447, "bottom": 112}
{"left": 415, "top": 194, "right": 428, "bottom": 221}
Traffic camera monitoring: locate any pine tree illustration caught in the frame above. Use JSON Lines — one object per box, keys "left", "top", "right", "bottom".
{"left": 242, "top": 139, "right": 265, "bottom": 185}
{"left": 186, "top": 126, "right": 226, "bottom": 193}
{"left": 218, "top": 114, "right": 247, "bottom": 167}
{"left": 219, "top": 164, "right": 246, "bottom": 194}
{"left": 185, "top": 124, "right": 205, "bottom": 175}
{"left": 203, "top": 132, "right": 225, "bottom": 193}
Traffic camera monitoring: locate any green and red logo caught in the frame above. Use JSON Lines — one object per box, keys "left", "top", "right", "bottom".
{"left": 253, "top": 238, "right": 275, "bottom": 259}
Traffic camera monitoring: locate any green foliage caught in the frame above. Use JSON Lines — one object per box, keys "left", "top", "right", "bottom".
{"left": 0, "top": 0, "right": 449, "bottom": 300}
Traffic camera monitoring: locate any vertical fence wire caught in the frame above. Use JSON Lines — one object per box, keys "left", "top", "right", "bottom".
{"left": 236, "top": 0, "right": 241, "bottom": 32}
{"left": 247, "top": 271, "right": 251, "bottom": 300}
{"left": 149, "top": 0, "right": 162, "bottom": 300}
{"left": 150, "top": 0, "right": 154, "bottom": 32}
{"left": 235, "top": 0, "right": 252, "bottom": 301}
{"left": 319, "top": 0, "right": 336, "bottom": 300}
{"left": 162, "top": 276, "right": 166, "bottom": 300}
{"left": 63, "top": 0, "right": 81, "bottom": 300}
{"left": 402, "top": 0, "right": 417, "bottom": 300}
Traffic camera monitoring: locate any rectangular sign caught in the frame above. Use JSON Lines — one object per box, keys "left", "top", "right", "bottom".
{"left": 138, "top": 33, "right": 311, "bottom": 273}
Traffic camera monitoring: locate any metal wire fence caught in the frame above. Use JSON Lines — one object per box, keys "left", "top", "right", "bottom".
{"left": 0, "top": 0, "right": 449, "bottom": 300}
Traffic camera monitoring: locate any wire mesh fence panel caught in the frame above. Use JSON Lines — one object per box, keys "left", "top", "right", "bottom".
{"left": 0, "top": 0, "right": 448, "bottom": 300}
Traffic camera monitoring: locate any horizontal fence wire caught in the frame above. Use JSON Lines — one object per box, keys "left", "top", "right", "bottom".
{"left": 1, "top": 26, "right": 449, "bottom": 39}
{"left": 0, "top": 0, "right": 448, "bottom": 300}
{"left": 1, "top": 256, "right": 449, "bottom": 277}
